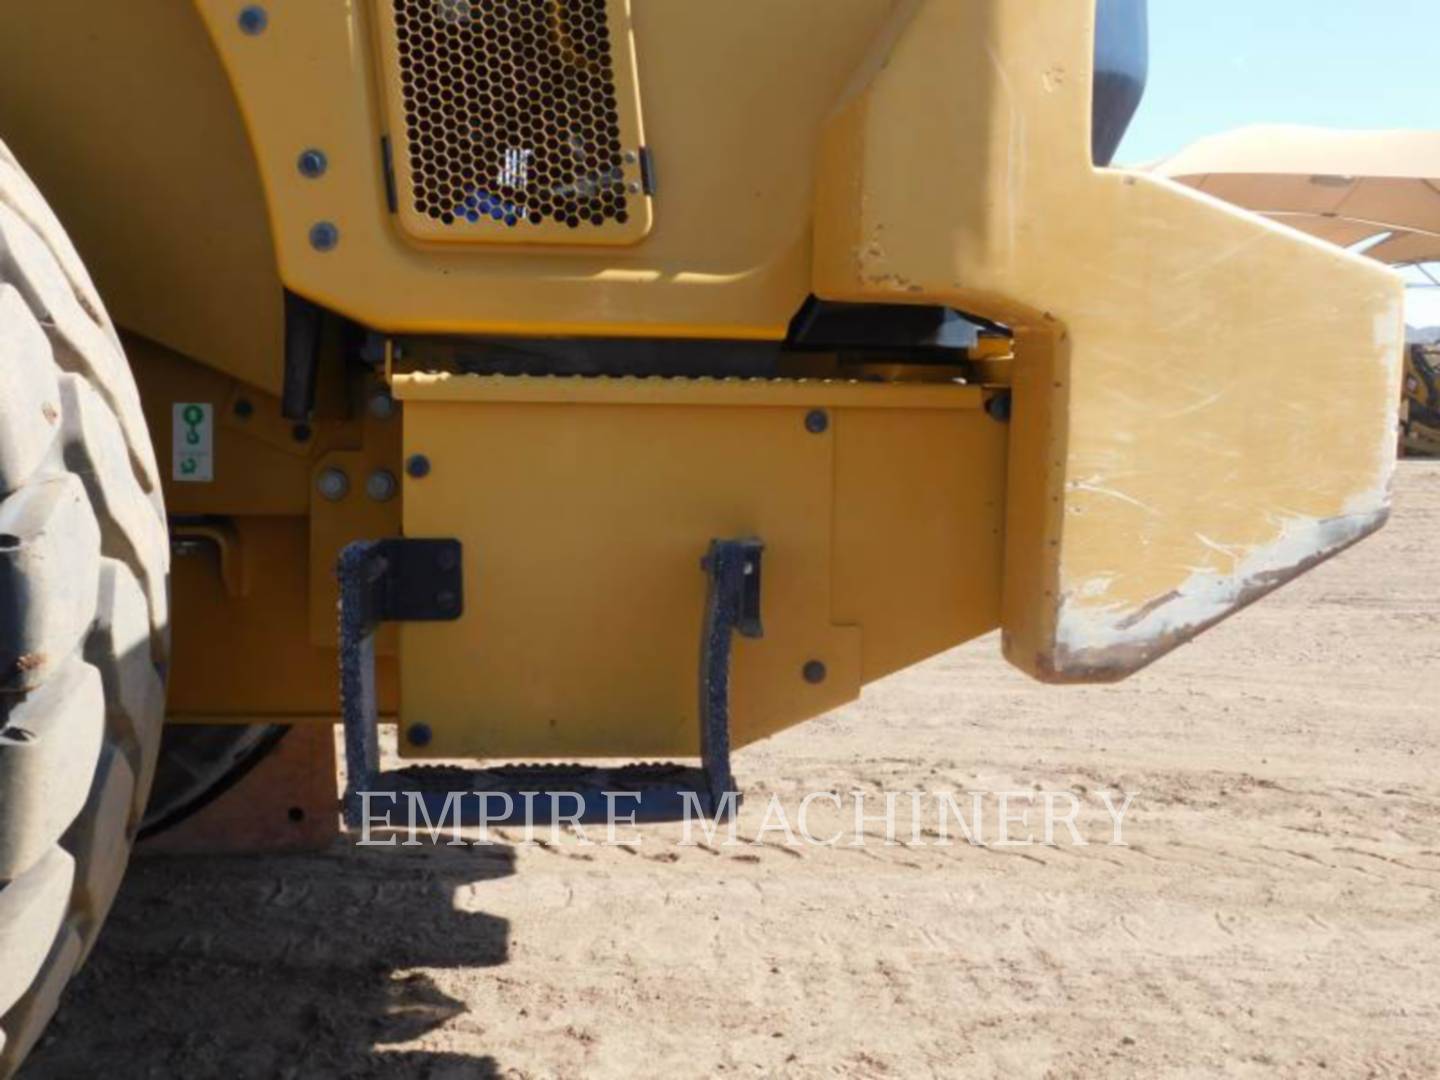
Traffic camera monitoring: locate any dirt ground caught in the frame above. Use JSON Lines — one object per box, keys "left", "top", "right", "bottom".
{"left": 24, "top": 462, "right": 1440, "bottom": 1079}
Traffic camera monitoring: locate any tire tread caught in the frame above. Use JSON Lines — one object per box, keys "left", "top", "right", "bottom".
{"left": 0, "top": 138, "right": 168, "bottom": 1079}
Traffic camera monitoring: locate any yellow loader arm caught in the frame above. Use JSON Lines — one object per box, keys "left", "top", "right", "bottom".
{"left": 815, "top": 0, "right": 1404, "bottom": 680}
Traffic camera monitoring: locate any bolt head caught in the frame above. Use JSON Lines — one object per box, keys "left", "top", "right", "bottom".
{"left": 804, "top": 409, "right": 829, "bottom": 435}
{"left": 316, "top": 467, "right": 350, "bottom": 502}
{"left": 238, "top": 5, "right": 268, "bottom": 34}
{"left": 406, "top": 723, "right": 433, "bottom": 748}
{"left": 291, "top": 422, "right": 312, "bottom": 443}
{"left": 802, "top": 660, "right": 827, "bottom": 685}
{"left": 233, "top": 398, "right": 254, "bottom": 419}
{"left": 985, "top": 391, "right": 1013, "bottom": 423}
{"left": 405, "top": 454, "right": 431, "bottom": 479}
{"left": 309, "top": 221, "right": 340, "bottom": 252}
{"left": 297, "top": 149, "right": 329, "bottom": 179}
{"left": 365, "top": 469, "right": 398, "bottom": 502}
{"left": 367, "top": 391, "right": 396, "bottom": 420}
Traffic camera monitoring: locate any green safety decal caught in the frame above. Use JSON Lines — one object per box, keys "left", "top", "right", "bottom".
{"left": 172, "top": 402, "right": 214, "bottom": 483}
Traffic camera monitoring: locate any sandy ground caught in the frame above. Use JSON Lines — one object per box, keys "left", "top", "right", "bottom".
{"left": 24, "top": 462, "right": 1440, "bottom": 1079}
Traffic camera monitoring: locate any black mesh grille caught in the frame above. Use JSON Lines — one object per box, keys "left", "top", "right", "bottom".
{"left": 391, "top": 0, "right": 631, "bottom": 231}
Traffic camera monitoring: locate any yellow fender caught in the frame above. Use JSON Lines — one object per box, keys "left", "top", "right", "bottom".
{"left": 815, "top": 0, "right": 1405, "bottom": 680}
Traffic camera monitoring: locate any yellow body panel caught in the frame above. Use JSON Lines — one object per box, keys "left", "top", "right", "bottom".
{"left": 128, "top": 338, "right": 403, "bottom": 719}
{"left": 0, "top": 1, "right": 286, "bottom": 395}
{"left": 395, "top": 373, "right": 1004, "bottom": 757}
{"left": 812, "top": 0, "right": 1404, "bottom": 679}
{"left": 190, "top": 0, "right": 899, "bottom": 338}
{"left": 129, "top": 336, "right": 317, "bottom": 519}
{"left": 168, "top": 515, "right": 398, "bottom": 720}
{"left": 0, "top": 0, "right": 1405, "bottom": 753}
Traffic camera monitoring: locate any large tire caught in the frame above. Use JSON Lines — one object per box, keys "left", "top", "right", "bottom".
{"left": 0, "top": 142, "right": 168, "bottom": 1076}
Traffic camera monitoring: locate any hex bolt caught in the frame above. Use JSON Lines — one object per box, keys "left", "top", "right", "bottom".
{"left": 804, "top": 409, "right": 829, "bottom": 435}
{"left": 405, "top": 453, "right": 432, "bottom": 479}
{"left": 985, "top": 390, "right": 1013, "bottom": 423}
{"left": 309, "top": 221, "right": 340, "bottom": 252}
{"left": 803, "top": 660, "right": 828, "bottom": 685}
{"left": 297, "top": 149, "right": 329, "bottom": 179}
{"left": 233, "top": 398, "right": 254, "bottom": 419}
{"left": 365, "top": 469, "right": 398, "bottom": 502}
{"left": 406, "top": 723, "right": 433, "bottom": 748}
{"left": 367, "top": 390, "right": 397, "bottom": 420}
{"left": 316, "top": 467, "right": 350, "bottom": 502}
{"left": 238, "top": 5, "right": 268, "bottom": 34}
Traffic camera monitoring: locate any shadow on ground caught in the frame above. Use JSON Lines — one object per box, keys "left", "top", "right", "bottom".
{"left": 23, "top": 838, "right": 514, "bottom": 1079}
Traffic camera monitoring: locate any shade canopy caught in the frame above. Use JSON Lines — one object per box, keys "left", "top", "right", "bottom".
{"left": 1154, "top": 125, "right": 1440, "bottom": 265}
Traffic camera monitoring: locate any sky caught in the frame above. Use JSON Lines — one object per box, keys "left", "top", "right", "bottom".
{"left": 1116, "top": 0, "right": 1439, "bottom": 326}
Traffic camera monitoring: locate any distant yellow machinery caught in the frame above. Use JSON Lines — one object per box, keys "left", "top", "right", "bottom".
{"left": 1405, "top": 345, "right": 1440, "bottom": 455}
{"left": 0, "top": 2, "right": 1404, "bottom": 1071}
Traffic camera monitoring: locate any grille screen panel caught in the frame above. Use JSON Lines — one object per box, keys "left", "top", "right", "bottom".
{"left": 378, "top": 0, "right": 651, "bottom": 245}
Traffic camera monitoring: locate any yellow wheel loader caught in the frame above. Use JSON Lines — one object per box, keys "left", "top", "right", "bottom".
{"left": 1403, "top": 345, "right": 1440, "bottom": 456}
{"left": 0, "top": 1, "right": 1405, "bottom": 1071}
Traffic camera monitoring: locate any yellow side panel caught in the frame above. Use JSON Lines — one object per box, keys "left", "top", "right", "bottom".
{"left": 191, "top": 0, "right": 899, "bottom": 338}
{"left": 127, "top": 336, "right": 313, "bottom": 518}
{"left": 169, "top": 517, "right": 398, "bottom": 719}
{"left": 0, "top": 0, "right": 285, "bottom": 394}
{"left": 832, "top": 409, "right": 1006, "bottom": 683}
{"left": 814, "top": 0, "right": 1405, "bottom": 681}
{"left": 395, "top": 375, "right": 1003, "bottom": 759}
